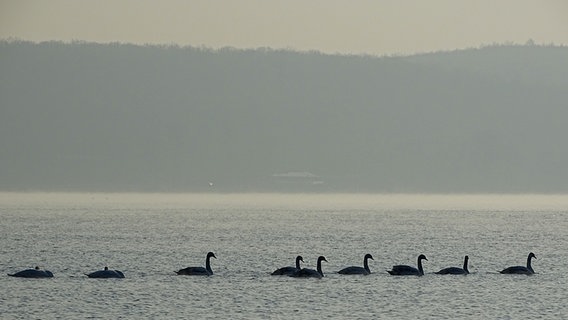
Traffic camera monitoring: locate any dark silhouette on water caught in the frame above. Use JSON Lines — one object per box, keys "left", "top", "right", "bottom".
{"left": 271, "top": 255, "right": 304, "bottom": 276}
{"left": 500, "top": 252, "right": 536, "bottom": 275}
{"left": 290, "top": 256, "right": 327, "bottom": 278}
{"left": 436, "top": 255, "right": 469, "bottom": 275}
{"left": 338, "top": 253, "right": 374, "bottom": 275}
{"left": 176, "top": 252, "right": 216, "bottom": 276}
{"left": 8, "top": 266, "right": 54, "bottom": 278}
{"left": 86, "top": 266, "right": 125, "bottom": 278}
{"left": 388, "top": 254, "right": 428, "bottom": 276}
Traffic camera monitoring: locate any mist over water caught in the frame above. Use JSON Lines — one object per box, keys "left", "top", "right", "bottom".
{"left": 2, "top": 42, "right": 568, "bottom": 193}
{"left": 1, "top": 193, "right": 567, "bottom": 319}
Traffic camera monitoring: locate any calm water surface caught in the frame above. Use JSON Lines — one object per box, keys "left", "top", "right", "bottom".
{"left": 1, "top": 193, "right": 567, "bottom": 319}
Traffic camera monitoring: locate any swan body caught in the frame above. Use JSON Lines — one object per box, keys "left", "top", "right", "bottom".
{"left": 176, "top": 252, "right": 216, "bottom": 276}
{"left": 500, "top": 252, "right": 536, "bottom": 275}
{"left": 86, "top": 266, "right": 125, "bottom": 278}
{"left": 8, "top": 266, "right": 53, "bottom": 278}
{"left": 271, "top": 255, "right": 303, "bottom": 276}
{"left": 388, "top": 254, "right": 428, "bottom": 276}
{"left": 291, "top": 256, "right": 327, "bottom": 278}
{"left": 436, "top": 255, "right": 469, "bottom": 275}
{"left": 338, "top": 253, "right": 374, "bottom": 275}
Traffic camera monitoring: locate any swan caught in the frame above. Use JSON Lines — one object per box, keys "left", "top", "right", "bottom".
{"left": 271, "top": 255, "right": 303, "bottom": 275}
{"left": 500, "top": 252, "right": 536, "bottom": 275}
{"left": 86, "top": 266, "right": 125, "bottom": 278}
{"left": 436, "top": 255, "right": 469, "bottom": 275}
{"left": 8, "top": 266, "right": 53, "bottom": 278}
{"left": 290, "top": 256, "right": 327, "bottom": 278}
{"left": 176, "top": 252, "right": 216, "bottom": 276}
{"left": 338, "top": 253, "right": 374, "bottom": 275}
{"left": 388, "top": 254, "right": 428, "bottom": 276}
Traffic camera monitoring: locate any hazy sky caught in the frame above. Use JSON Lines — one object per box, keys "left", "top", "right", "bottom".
{"left": 1, "top": 0, "right": 567, "bottom": 55}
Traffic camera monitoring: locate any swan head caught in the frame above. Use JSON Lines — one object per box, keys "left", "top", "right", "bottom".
{"left": 528, "top": 252, "right": 536, "bottom": 260}
{"left": 296, "top": 255, "right": 304, "bottom": 263}
{"left": 364, "top": 254, "right": 374, "bottom": 261}
{"left": 318, "top": 256, "right": 328, "bottom": 263}
{"left": 207, "top": 252, "right": 217, "bottom": 259}
{"left": 104, "top": 266, "right": 109, "bottom": 271}
{"left": 418, "top": 254, "right": 428, "bottom": 261}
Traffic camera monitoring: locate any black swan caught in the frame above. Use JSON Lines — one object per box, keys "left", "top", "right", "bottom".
{"left": 86, "top": 266, "right": 125, "bottom": 278}
{"left": 291, "top": 256, "right": 327, "bottom": 278}
{"left": 8, "top": 266, "right": 53, "bottom": 278}
{"left": 176, "top": 252, "right": 216, "bottom": 276}
{"left": 388, "top": 254, "right": 428, "bottom": 276}
{"left": 271, "top": 255, "right": 304, "bottom": 276}
{"left": 436, "top": 255, "right": 469, "bottom": 275}
{"left": 338, "top": 253, "right": 374, "bottom": 275}
{"left": 500, "top": 252, "right": 536, "bottom": 275}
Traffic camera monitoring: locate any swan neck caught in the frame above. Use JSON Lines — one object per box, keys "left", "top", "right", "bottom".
{"left": 364, "top": 257, "right": 370, "bottom": 272}
{"left": 206, "top": 256, "right": 212, "bottom": 273}
{"left": 295, "top": 258, "right": 301, "bottom": 269}
{"left": 317, "top": 259, "right": 323, "bottom": 276}
{"left": 463, "top": 257, "right": 469, "bottom": 273}
{"left": 417, "top": 257, "right": 424, "bottom": 275}
{"left": 527, "top": 255, "right": 533, "bottom": 272}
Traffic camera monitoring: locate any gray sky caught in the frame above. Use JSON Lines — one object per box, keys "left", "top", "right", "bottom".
{"left": 1, "top": 0, "right": 567, "bottom": 55}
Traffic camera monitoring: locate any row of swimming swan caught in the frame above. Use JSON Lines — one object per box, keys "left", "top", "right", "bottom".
{"left": 274, "top": 252, "right": 537, "bottom": 278}
{"left": 8, "top": 252, "right": 537, "bottom": 278}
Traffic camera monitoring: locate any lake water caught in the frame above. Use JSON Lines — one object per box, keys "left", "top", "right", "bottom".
{"left": 1, "top": 193, "right": 567, "bottom": 319}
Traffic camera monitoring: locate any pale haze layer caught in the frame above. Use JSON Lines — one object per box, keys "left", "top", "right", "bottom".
{"left": 1, "top": 0, "right": 568, "bottom": 55}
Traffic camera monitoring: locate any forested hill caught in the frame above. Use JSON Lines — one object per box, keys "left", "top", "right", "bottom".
{"left": 1, "top": 40, "right": 568, "bottom": 193}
